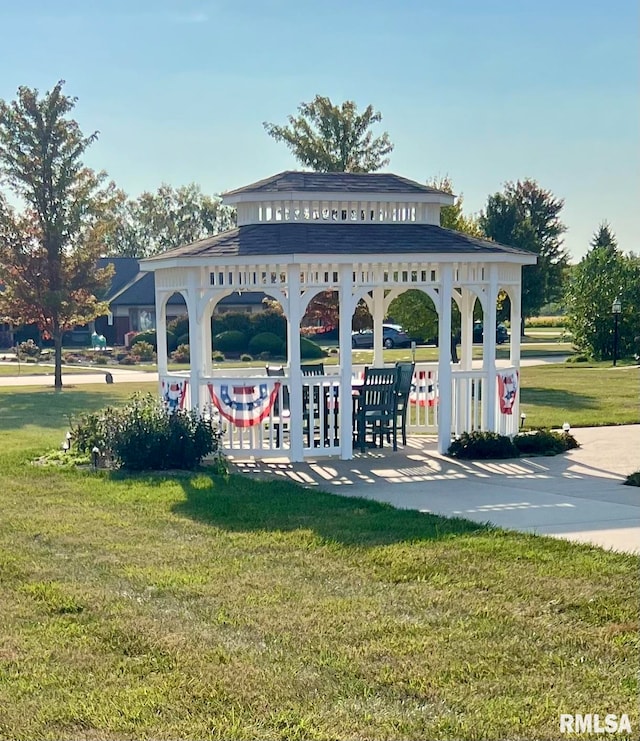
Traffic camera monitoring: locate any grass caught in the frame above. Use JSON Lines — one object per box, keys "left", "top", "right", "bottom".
{"left": 520, "top": 363, "right": 640, "bottom": 429}
{"left": 0, "top": 362, "right": 106, "bottom": 377}
{"left": 0, "top": 383, "right": 638, "bottom": 739}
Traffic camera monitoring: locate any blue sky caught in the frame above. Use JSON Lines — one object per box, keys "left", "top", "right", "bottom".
{"left": 1, "top": 0, "right": 637, "bottom": 261}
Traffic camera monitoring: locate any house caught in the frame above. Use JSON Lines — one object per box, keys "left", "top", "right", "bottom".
{"left": 95, "top": 257, "right": 267, "bottom": 345}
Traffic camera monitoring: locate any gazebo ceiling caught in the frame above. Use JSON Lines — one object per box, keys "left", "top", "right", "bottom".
{"left": 142, "top": 222, "right": 535, "bottom": 263}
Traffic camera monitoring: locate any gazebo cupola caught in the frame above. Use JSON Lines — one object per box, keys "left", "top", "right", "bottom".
{"left": 142, "top": 170, "right": 535, "bottom": 462}
{"left": 224, "top": 170, "right": 455, "bottom": 227}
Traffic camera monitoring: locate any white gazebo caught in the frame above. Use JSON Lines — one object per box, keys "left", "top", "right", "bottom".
{"left": 141, "top": 171, "right": 536, "bottom": 461}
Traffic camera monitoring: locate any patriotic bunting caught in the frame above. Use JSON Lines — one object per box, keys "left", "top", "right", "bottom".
{"left": 161, "top": 377, "right": 188, "bottom": 412}
{"left": 497, "top": 370, "right": 519, "bottom": 415}
{"left": 208, "top": 381, "right": 280, "bottom": 427}
{"left": 409, "top": 370, "right": 438, "bottom": 407}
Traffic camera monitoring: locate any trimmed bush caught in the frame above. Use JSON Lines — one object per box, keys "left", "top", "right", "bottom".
{"left": 130, "top": 330, "right": 157, "bottom": 350}
{"left": 212, "top": 351, "right": 225, "bottom": 362}
{"left": 17, "top": 339, "right": 40, "bottom": 359}
{"left": 624, "top": 471, "right": 640, "bottom": 487}
{"left": 248, "top": 332, "right": 284, "bottom": 356}
{"left": 72, "top": 393, "right": 221, "bottom": 471}
{"left": 176, "top": 333, "right": 190, "bottom": 347}
{"left": 240, "top": 354, "right": 253, "bottom": 362}
{"left": 250, "top": 309, "right": 286, "bottom": 339}
{"left": 448, "top": 431, "right": 518, "bottom": 459}
{"left": 300, "top": 336, "right": 325, "bottom": 359}
{"left": 130, "top": 340, "right": 155, "bottom": 361}
{"left": 213, "top": 330, "right": 247, "bottom": 353}
{"left": 167, "top": 315, "right": 189, "bottom": 339}
{"left": 171, "top": 344, "right": 190, "bottom": 363}
{"left": 514, "top": 429, "right": 579, "bottom": 456}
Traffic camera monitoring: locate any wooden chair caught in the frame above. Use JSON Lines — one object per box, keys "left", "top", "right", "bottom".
{"left": 390, "top": 362, "right": 415, "bottom": 450}
{"left": 353, "top": 366, "right": 398, "bottom": 453}
{"left": 301, "top": 363, "right": 325, "bottom": 446}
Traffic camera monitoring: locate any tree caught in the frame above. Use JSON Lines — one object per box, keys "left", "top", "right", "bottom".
{"left": 480, "top": 179, "right": 568, "bottom": 331}
{"left": 263, "top": 95, "right": 393, "bottom": 172}
{"left": 0, "top": 81, "right": 117, "bottom": 389}
{"left": 565, "top": 225, "right": 640, "bottom": 360}
{"left": 428, "top": 176, "right": 484, "bottom": 237}
{"left": 107, "top": 183, "right": 235, "bottom": 257}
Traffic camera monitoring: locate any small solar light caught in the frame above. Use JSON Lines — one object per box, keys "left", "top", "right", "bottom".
{"left": 562, "top": 421, "right": 571, "bottom": 434}
{"left": 91, "top": 446, "right": 100, "bottom": 470}
{"left": 520, "top": 412, "right": 527, "bottom": 429}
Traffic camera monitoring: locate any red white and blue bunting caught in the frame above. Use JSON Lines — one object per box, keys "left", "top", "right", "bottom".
{"left": 497, "top": 370, "right": 519, "bottom": 415}
{"left": 161, "top": 377, "right": 189, "bottom": 412}
{"left": 409, "top": 370, "right": 438, "bottom": 407}
{"left": 207, "top": 381, "right": 280, "bottom": 427}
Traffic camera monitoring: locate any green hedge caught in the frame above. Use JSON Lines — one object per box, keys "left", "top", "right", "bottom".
{"left": 248, "top": 332, "right": 284, "bottom": 356}
{"left": 213, "top": 330, "right": 247, "bottom": 353}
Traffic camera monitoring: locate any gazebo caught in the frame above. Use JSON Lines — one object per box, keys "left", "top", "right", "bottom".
{"left": 141, "top": 171, "right": 536, "bottom": 461}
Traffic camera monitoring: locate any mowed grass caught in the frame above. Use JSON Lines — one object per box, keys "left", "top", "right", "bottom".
{"left": 520, "top": 363, "right": 640, "bottom": 429}
{"left": 0, "top": 385, "right": 638, "bottom": 740}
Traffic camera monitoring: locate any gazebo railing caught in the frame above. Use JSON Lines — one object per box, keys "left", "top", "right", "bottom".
{"left": 159, "top": 363, "right": 520, "bottom": 459}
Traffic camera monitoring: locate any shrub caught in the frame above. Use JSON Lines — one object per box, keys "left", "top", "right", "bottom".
{"left": 212, "top": 351, "right": 225, "bottom": 362}
{"left": 167, "top": 315, "right": 189, "bottom": 339}
{"left": 240, "top": 353, "right": 253, "bottom": 362}
{"left": 566, "top": 353, "right": 590, "bottom": 363}
{"left": 17, "top": 339, "right": 40, "bottom": 359}
{"left": 130, "top": 340, "right": 155, "bottom": 361}
{"left": 72, "top": 393, "right": 222, "bottom": 471}
{"left": 624, "top": 471, "right": 640, "bottom": 487}
{"left": 448, "top": 431, "right": 518, "bottom": 459}
{"left": 248, "top": 332, "right": 284, "bottom": 356}
{"left": 250, "top": 309, "right": 286, "bottom": 339}
{"left": 119, "top": 355, "right": 137, "bottom": 365}
{"left": 176, "top": 333, "right": 190, "bottom": 347}
{"left": 514, "top": 429, "right": 579, "bottom": 456}
{"left": 130, "top": 330, "right": 157, "bottom": 350}
{"left": 213, "top": 330, "right": 247, "bottom": 353}
{"left": 94, "top": 354, "right": 109, "bottom": 366}
{"left": 212, "top": 311, "right": 251, "bottom": 335}
{"left": 171, "top": 344, "right": 190, "bottom": 363}
{"left": 525, "top": 316, "right": 567, "bottom": 328}
{"left": 300, "top": 336, "right": 325, "bottom": 359}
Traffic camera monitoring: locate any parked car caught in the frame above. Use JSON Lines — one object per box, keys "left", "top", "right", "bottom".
{"left": 473, "top": 322, "right": 509, "bottom": 344}
{"left": 351, "top": 324, "right": 413, "bottom": 349}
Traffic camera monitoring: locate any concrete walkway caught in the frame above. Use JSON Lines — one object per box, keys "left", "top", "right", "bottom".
{"left": 233, "top": 425, "right": 640, "bottom": 555}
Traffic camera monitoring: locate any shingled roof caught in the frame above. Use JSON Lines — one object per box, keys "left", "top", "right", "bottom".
{"left": 143, "top": 223, "right": 531, "bottom": 262}
{"left": 223, "top": 171, "right": 450, "bottom": 197}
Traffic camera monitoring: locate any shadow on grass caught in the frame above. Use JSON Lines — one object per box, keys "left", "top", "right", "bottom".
{"left": 169, "top": 472, "right": 488, "bottom": 547}
{"left": 0, "top": 386, "right": 143, "bottom": 431}
{"left": 520, "top": 387, "right": 596, "bottom": 409}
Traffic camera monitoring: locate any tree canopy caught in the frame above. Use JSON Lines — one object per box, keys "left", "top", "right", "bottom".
{"left": 564, "top": 224, "right": 640, "bottom": 360}
{"left": 263, "top": 95, "right": 393, "bottom": 172}
{"left": 427, "top": 176, "right": 483, "bottom": 237}
{"left": 107, "top": 183, "right": 235, "bottom": 258}
{"left": 480, "top": 179, "right": 568, "bottom": 328}
{"left": 0, "top": 81, "right": 116, "bottom": 388}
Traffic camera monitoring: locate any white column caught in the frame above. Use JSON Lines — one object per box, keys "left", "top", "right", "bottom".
{"left": 187, "top": 272, "right": 204, "bottom": 411}
{"left": 482, "top": 265, "right": 498, "bottom": 431}
{"left": 372, "top": 286, "right": 384, "bottom": 367}
{"left": 286, "top": 266, "right": 304, "bottom": 462}
{"left": 156, "top": 294, "right": 168, "bottom": 376}
{"left": 460, "top": 288, "right": 474, "bottom": 371}
{"left": 338, "top": 264, "right": 354, "bottom": 460}
{"left": 437, "top": 264, "right": 453, "bottom": 455}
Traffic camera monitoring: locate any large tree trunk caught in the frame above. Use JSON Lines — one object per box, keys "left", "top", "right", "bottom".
{"left": 54, "top": 330, "right": 63, "bottom": 390}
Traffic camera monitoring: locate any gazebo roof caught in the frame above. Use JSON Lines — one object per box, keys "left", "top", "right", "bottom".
{"left": 142, "top": 222, "right": 534, "bottom": 263}
{"left": 224, "top": 170, "right": 450, "bottom": 197}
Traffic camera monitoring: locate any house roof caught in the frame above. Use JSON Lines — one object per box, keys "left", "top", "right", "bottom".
{"left": 142, "top": 222, "right": 533, "bottom": 262}
{"left": 98, "top": 256, "right": 265, "bottom": 307}
{"left": 223, "top": 170, "right": 450, "bottom": 197}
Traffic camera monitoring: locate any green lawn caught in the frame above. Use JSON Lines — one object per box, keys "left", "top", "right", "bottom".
{"left": 0, "top": 362, "right": 106, "bottom": 377}
{"left": 0, "top": 383, "right": 638, "bottom": 740}
{"left": 520, "top": 363, "right": 640, "bottom": 429}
